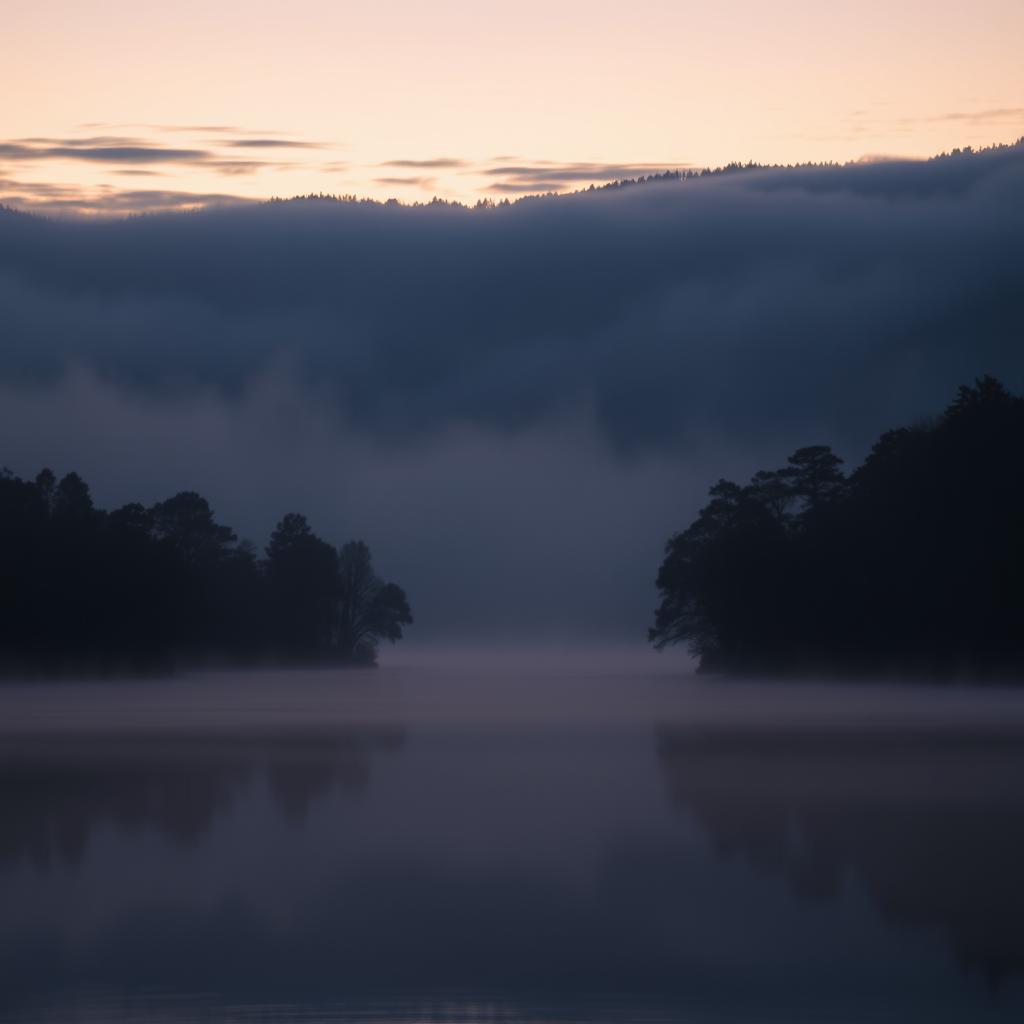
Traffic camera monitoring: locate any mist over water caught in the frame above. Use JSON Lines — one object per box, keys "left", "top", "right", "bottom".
{"left": 3, "top": 648, "right": 1024, "bottom": 734}
{"left": 2, "top": 655, "right": 1024, "bottom": 1023}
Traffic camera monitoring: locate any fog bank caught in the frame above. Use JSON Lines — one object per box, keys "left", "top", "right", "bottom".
{"left": 1, "top": 144, "right": 1022, "bottom": 638}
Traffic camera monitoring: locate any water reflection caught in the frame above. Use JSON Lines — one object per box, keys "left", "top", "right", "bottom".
{"left": 658, "top": 727, "right": 1024, "bottom": 984}
{"left": 0, "top": 730, "right": 404, "bottom": 869}
{"left": 2, "top": 670, "right": 1024, "bottom": 1023}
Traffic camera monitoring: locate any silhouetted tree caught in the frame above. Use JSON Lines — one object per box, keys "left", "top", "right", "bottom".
{"left": 151, "top": 491, "right": 237, "bottom": 567}
{"left": 265, "top": 513, "right": 340, "bottom": 659}
{"left": 0, "top": 472, "right": 412, "bottom": 673}
{"left": 34, "top": 468, "right": 56, "bottom": 513}
{"left": 147, "top": 491, "right": 245, "bottom": 655}
{"left": 335, "top": 540, "right": 413, "bottom": 664}
{"left": 651, "top": 377, "right": 1024, "bottom": 677}
{"left": 785, "top": 445, "right": 846, "bottom": 515}
{"left": 52, "top": 472, "right": 94, "bottom": 524}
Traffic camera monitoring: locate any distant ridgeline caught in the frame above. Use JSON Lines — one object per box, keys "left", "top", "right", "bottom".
{"left": 650, "top": 378, "right": 1024, "bottom": 677}
{"left": 0, "top": 476, "right": 411, "bottom": 674}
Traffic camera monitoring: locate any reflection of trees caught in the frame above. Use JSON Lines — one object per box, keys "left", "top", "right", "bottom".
{"left": 657, "top": 728, "right": 1024, "bottom": 983}
{"left": 0, "top": 729, "right": 404, "bottom": 868}
{"left": 266, "top": 733, "right": 401, "bottom": 825}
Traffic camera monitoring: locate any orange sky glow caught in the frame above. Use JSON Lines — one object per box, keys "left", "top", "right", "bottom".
{"left": 2, "top": 0, "right": 1022, "bottom": 214}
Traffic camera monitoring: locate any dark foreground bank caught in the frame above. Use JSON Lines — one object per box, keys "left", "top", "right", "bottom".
{"left": 652, "top": 377, "right": 1024, "bottom": 679}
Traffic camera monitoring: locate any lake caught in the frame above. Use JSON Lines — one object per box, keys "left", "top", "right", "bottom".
{"left": 2, "top": 651, "right": 1023, "bottom": 1023}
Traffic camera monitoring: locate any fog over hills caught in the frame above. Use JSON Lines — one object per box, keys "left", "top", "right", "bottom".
{"left": 2, "top": 143, "right": 1022, "bottom": 640}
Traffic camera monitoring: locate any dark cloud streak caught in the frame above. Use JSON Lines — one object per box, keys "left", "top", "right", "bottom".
{"left": 482, "top": 162, "right": 687, "bottom": 181}
{"left": 0, "top": 179, "right": 252, "bottom": 213}
{"left": 0, "top": 136, "right": 308, "bottom": 175}
{"left": 481, "top": 161, "right": 690, "bottom": 192}
{"left": 227, "top": 138, "right": 325, "bottom": 149}
{"left": 380, "top": 158, "right": 469, "bottom": 169}
{"left": 374, "top": 175, "right": 437, "bottom": 188}
{"left": 0, "top": 143, "right": 210, "bottom": 164}
{"left": 486, "top": 181, "right": 568, "bottom": 193}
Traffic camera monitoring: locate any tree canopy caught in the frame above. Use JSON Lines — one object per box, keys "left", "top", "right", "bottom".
{"left": 650, "top": 377, "right": 1024, "bottom": 677}
{"left": 0, "top": 472, "right": 412, "bottom": 675}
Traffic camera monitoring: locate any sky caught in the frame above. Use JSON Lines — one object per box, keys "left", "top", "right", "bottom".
{"left": 2, "top": 0, "right": 1023, "bottom": 213}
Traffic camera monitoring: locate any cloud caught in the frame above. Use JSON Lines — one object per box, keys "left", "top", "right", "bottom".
{"left": 200, "top": 159, "right": 283, "bottom": 175}
{"left": 226, "top": 138, "right": 325, "bottom": 149}
{"left": 0, "top": 178, "right": 79, "bottom": 198}
{"left": 487, "top": 180, "right": 568, "bottom": 193}
{"left": 80, "top": 123, "right": 246, "bottom": 133}
{"left": 14, "top": 135, "right": 149, "bottom": 147}
{"left": 1, "top": 142, "right": 1022, "bottom": 636}
{"left": 483, "top": 161, "right": 687, "bottom": 181}
{"left": 112, "top": 124, "right": 274, "bottom": 135}
{"left": 481, "top": 161, "right": 690, "bottom": 192}
{"left": 374, "top": 175, "right": 437, "bottom": 189}
{"left": 0, "top": 137, "right": 305, "bottom": 176}
{"left": 795, "top": 106, "right": 1024, "bottom": 146}
{"left": 0, "top": 179, "right": 251, "bottom": 214}
{"left": 380, "top": 157, "right": 469, "bottom": 169}
{"left": 0, "top": 142, "right": 210, "bottom": 163}
{"left": 922, "top": 107, "right": 1024, "bottom": 125}
{"left": 156, "top": 124, "right": 245, "bottom": 133}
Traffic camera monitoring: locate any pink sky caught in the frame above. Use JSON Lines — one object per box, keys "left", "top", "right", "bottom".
{"left": 3, "top": 0, "right": 1023, "bottom": 213}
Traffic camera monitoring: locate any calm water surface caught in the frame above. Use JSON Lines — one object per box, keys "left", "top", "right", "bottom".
{"left": 1, "top": 653, "right": 1023, "bottom": 1023}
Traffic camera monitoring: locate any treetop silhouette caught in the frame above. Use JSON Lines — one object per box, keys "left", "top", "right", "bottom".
{"left": 650, "top": 377, "right": 1024, "bottom": 677}
{"left": 0, "top": 473, "right": 411, "bottom": 674}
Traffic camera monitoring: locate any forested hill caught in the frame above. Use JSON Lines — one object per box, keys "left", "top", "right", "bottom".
{"left": 650, "top": 377, "right": 1024, "bottom": 678}
{"left": 0, "top": 474, "right": 411, "bottom": 675}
